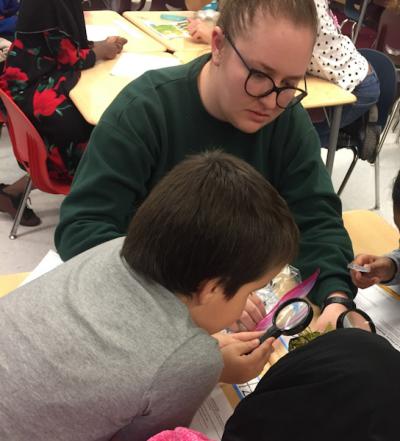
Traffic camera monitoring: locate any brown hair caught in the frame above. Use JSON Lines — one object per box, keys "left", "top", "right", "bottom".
{"left": 217, "top": 0, "right": 318, "bottom": 40}
{"left": 122, "top": 151, "right": 299, "bottom": 298}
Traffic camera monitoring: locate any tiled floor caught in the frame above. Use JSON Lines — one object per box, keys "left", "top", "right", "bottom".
{"left": 0, "top": 127, "right": 399, "bottom": 275}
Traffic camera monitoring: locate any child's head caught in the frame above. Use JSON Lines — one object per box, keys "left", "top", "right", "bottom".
{"left": 122, "top": 151, "right": 299, "bottom": 332}
{"left": 393, "top": 169, "right": 400, "bottom": 230}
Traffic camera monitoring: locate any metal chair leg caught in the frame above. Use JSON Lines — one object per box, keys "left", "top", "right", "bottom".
{"left": 9, "top": 177, "right": 32, "bottom": 240}
{"left": 390, "top": 99, "right": 400, "bottom": 133}
{"left": 373, "top": 153, "right": 380, "bottom": 210}
{"left": 370, "top": 98, "right": 400, "bottom": 161}
{"left": 338, "top": 146, "right": 359, "bottom": 196}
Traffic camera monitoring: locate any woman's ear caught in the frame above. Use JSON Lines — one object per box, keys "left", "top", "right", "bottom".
{"left": 210, "top": 26, "right": 225, "bottom": 66}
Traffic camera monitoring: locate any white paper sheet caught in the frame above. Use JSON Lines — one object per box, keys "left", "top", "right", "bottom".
{"left": 112, "top": 19, "right": 144, "bottom": 39}
{"left": 110, "top": 52, "right": 180, "bottom": 78}
{"left": 356, "top": 284, "right": 400, "bottom": 350}
{"left": 190, "top": 385, "right": 234, "bottom": 441}
{"left": 85, "top": 25, "right": 118, "bottom": 41}
{"left": 20, "top": 250, "right": 62, "bottom": 286}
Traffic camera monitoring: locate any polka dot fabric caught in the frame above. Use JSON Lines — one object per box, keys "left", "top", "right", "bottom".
{"left": 308, "top": 0, "right": 369, "bottom": 92}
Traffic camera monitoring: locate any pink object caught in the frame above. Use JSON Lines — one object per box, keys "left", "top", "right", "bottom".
{"left": 255, "top": 269, "right": 320, "bottom": 331}
{"left": 147, "top": 427, "right": 215, "bottom": 441}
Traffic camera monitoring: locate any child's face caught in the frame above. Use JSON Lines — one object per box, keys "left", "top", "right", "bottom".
{"left": 191, "top": 265, "right": 283, "bottom": 334}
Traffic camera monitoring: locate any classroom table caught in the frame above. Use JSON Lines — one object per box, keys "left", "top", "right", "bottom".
{"left": 0, "top": 272, "right": 28, "bottom": 298}
{"left": 71, "top": 10, "right": 181, "bottom": 124}
{"left": 123, "top": 10, "right": 211, "bottom": 52}
{"left": 70, "top": 51, "right": 178, "bottom": 125}
{"left": 84, "top": 10, "right": 166, "bottom": 52}
{"left": 343, "top": 209, "right": 398, "bottom": 256}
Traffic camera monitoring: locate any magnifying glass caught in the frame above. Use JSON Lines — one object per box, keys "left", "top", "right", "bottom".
{"left": 337, "top": 308, "right": 376, "bottom": 333}
{"left": 259, "top": 298, "right": 313, "bottom": 344}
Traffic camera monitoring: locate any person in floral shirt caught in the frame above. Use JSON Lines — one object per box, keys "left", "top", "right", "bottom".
{"left": 0, "top": 0, "right": 126, "bottom": 226}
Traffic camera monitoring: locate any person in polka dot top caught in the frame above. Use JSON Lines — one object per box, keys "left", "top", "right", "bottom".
{"left": 309, "top": 0, "right": 380, "bottom": 146}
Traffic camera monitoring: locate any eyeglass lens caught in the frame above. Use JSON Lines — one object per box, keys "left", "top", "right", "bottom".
{"left": 245, "top": 74, "right": 302, "bottom": 108}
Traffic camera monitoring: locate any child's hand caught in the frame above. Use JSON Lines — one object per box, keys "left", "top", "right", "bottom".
{"left": 212, "top": 330, "right": 265, "bottom": 348}
{"left": 350, "top": 254, "right": 396, "bottom": 288}
{"left": 219, "top": 337, "right": 274, "bottom": 384}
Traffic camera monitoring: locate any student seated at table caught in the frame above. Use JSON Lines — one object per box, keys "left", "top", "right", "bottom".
{"left": 186, "top": 0, "right": 380, "bottom": 146}
{"left": 309, "top": 0, "right": 380, "bottom": 147}
{"left": 0, "top": 0, "right": 127, "bottom": 226}
{"left": 55, "top": 0, "right": 356, "bottom": 333}
{"left": 350, "top": 169, "right": 400, "bottom": 289}
{"left": 149, "top": 328, "right": 400, "bottom": 441}
{"left": 0, "top": 151, "right": 299, "bottom": 441}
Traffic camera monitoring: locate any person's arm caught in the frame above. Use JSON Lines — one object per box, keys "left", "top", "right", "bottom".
{"left": 45, "top": 29, "right": 96, "bottom": 70}
{"left": 350, "top": 252, "right": 399, "bottom": 288}
{"left": 55, "top": 89, "right": 161, "bottom": 260}
{"left": 111, "top": 335, "right": 222, "bottom": 441}
{"left": 274, "top": 106, "right": 356, "bottom": 310}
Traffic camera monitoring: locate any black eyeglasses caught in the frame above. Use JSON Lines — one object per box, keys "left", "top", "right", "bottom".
{"left": 225, "top": 34, "right": 308, "bottom": 109}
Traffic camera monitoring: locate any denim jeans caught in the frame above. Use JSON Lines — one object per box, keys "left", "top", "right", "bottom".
{"left": 314, "top": 69, "right": 381, "bottom": 147}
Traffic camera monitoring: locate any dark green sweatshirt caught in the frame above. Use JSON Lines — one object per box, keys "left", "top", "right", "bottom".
{"left": 55, "top": 54, "right": 356, "bottom": 305}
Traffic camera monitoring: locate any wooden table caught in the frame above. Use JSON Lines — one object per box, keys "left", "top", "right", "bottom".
{"left": 70, "top": 51, "right": 178, "bottom": 125}
{"left": 71, "top": 10, "right": 181, "bottom": 125}
{"left": 123, "top": 11, "right": 210, "bottom": 52}
{"left": 0, "top": 272, "right": 28, "bottom": 298}
{"left": 343, "top": 209, "right": 398, "bottom": 256}
{"left": 84, "top": 10, "right": 166, "bottom": 52}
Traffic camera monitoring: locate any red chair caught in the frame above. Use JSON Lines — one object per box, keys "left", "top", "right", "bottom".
{"left": 0, "top": 89, "right": 70, "bottom": 239}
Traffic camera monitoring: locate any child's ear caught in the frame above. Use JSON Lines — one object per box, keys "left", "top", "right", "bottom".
{"left": 196, "top": 278, "right": 225, "bottom": 305}
{"left": 211, "top": 26, "right": 225, "bottom": 66}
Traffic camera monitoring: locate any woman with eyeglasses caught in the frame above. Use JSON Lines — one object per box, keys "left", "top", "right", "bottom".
{"left": 56, "top": 0, "right": 356, "bottom": 336}
{"left": 187, "top": 0, "right": 380, "bottom": 146}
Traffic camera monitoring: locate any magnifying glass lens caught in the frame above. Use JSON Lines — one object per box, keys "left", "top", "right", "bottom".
{"left": 275, "top": 301, "right": 310, "bottom": 331}
{"left": 258, "top": 298, "right": 313, "bottom": 344}
{"left": 340, "top": 310, "right": 375, "bottom": 332}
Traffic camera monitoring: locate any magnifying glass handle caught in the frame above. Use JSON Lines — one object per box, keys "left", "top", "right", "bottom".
{"left": 259, "top": 325, "right": 281, "bottom": 344}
